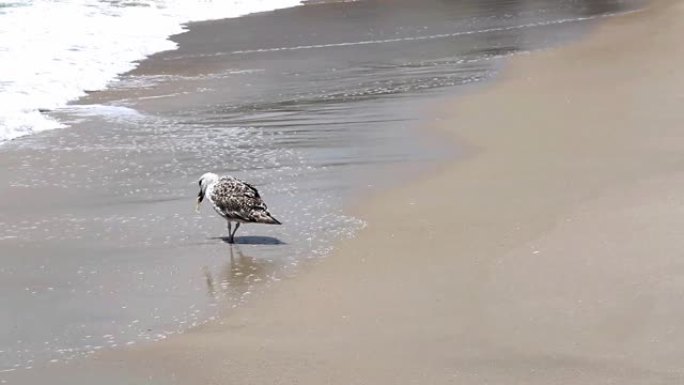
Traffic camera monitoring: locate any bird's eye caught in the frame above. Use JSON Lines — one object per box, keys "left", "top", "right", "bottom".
{"left": 198, "top": 180, "right": 202, "bottom": 187}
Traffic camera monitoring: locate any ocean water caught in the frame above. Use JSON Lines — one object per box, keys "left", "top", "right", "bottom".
{"left": 0, "top": 0, "right": 302, "bottom": 141}
{"left": 0, "top": 0, "right": 643, "bottom": 378}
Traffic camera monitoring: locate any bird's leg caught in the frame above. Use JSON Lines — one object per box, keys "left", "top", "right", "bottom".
{"left": 227, "top": 221, "right": 233, "bottom": 244}
{"left": 230, "top": 222, "right": 241, "bottom": 243}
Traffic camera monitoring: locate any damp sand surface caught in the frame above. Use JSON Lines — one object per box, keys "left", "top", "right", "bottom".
{"left": 75, "top": 1, "right": 684, "bottom": 384}
{"left": 0, "top": 0, "right": 645, "bottom": 380}
{"left": 111, "top": 2, "right": 684, "bottom": 384}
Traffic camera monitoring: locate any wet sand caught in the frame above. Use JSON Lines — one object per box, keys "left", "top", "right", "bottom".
{"left": 5, "top": 0, "right": 682, "bottom": 382}
{"left": 93, "top": 1, "right": 684, "bottom": 383}
{"left": 2, "top": 0, "right": 638, "bottom": 376}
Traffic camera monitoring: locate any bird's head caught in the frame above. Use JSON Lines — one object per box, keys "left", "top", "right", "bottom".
{"left": 196, "top": 172, "right": 219, "bottom": 212}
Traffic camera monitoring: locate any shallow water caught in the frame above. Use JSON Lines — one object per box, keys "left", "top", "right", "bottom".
{"left": 0, "top": 0, "right": 643, "bottom": 375}
{"left": 0, "top": 0, "right": 303, "bottom": 141}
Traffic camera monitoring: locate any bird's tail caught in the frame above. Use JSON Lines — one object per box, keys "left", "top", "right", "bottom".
{"left": 253, "top": 210, "right": 282, "bottom": 225}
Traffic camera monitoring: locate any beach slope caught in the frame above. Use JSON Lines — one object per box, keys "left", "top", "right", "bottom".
{"left": 99, "top": 1, "right": 684, "bottom": 384}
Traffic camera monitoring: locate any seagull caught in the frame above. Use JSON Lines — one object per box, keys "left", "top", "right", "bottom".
{"left": 196, "top": 172, "right": 281, "bottom": 243}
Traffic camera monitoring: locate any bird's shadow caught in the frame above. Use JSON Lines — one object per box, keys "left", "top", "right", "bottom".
{"left": 209, "top": 236, "right": 286, "bottom": 245}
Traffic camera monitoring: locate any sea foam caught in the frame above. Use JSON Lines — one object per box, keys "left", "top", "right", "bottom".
{"left": 0, "top": 0, "right": 302, "bottom": 141}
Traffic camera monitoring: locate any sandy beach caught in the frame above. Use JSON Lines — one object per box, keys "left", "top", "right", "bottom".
{"left": 89, "top": 1, "right": 684, "bottom": 384}
{"left": 4, "top": 1, "right": 632, "bottom": 379}
{"left": 5, "top": 0, "right": 684, "bottom": 383}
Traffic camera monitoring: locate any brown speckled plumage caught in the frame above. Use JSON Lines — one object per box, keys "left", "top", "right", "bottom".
{"left": 210, "top": 176, "right": 280, "bottom": 225}
{"left": 197, "top": 172, "right": 280, "bottom": 243}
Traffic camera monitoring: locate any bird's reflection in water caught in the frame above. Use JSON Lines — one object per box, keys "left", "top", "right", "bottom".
{"left": 203, "top": 245, "right": 279, "bottom": 303}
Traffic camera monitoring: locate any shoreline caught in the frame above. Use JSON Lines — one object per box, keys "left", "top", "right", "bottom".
{"left": 78, "top": 0, "right": 684, "bottom": 383}
{"left": 4, "top": 0, "right": 681, "bottom": 382}
{"left": 0, "top": 0, "right": 307, "bottom": 142}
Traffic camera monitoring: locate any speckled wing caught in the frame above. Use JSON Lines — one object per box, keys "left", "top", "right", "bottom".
{"left": 210, "top": 176, "right": 280, "bottom": 224}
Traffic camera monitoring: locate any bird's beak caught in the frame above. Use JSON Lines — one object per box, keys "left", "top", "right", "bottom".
{"left": 196, "top": 191, "right": 203, "bottom": 213}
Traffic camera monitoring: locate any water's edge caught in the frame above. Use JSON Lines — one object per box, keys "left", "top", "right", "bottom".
{"left": 0, "top": 0, "right": 645, "bottom": 378}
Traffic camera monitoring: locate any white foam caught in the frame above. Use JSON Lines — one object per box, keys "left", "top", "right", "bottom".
{"left": 60, "top": 104, "right": 145, "bottom": 119}
{"left": 0, "top": 0, "right": 302, "bottom": 142}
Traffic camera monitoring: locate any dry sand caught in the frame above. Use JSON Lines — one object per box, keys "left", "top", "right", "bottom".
{"left": 53, "top": 1, "right": 684, "bottom": 383}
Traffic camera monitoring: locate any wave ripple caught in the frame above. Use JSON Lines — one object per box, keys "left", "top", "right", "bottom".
{"left": 0, "top": 0, "right": 302, "bottom": 141}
